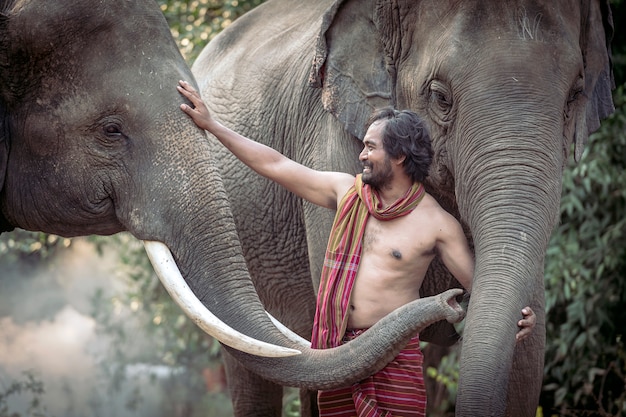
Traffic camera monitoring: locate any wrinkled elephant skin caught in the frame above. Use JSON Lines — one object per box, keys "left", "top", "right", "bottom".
{"left": 192, "top": 0, "right": 614, "bottom": 415}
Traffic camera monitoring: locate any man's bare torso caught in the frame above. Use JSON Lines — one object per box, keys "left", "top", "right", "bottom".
{"left": 347, "top": 193, "right": 443, "bottom": 329}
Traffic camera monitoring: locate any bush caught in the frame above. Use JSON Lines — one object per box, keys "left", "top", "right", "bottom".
{"left": 542, "top": 85, "right": 626, "bottom": 416}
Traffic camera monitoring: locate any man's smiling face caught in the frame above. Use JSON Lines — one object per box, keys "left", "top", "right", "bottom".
{"left": 359, "top": 120, "right": 394, "bottom": 190}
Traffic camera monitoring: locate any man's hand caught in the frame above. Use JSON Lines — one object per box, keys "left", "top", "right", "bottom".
{"left": 515, "top": 307, "right": 536, "bottom": 342}
{"left": 177, "top": 80, "right": 214, "bottom": 131}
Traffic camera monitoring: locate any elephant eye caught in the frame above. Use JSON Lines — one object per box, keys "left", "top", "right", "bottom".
{"left": 99, "top": 118, "right": 129, "bottom": 143}
{"left": 104, "top": 123, "right": 123, "bottom": 137}
{"left": 428, "top": 80, "right": 453, "bottom": 124}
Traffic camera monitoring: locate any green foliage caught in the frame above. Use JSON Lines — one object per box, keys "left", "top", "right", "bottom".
{"left": 282, "top": 388, "right": 302, "bottom": 417}
{"left": 0, "top": 230, "right": 70, "bottom": 264}
{"left": 0, "top": 371, "right": 51, "bottom": 417}
{"left": 159, "top": 0, "right": 266, "bottom": 64}
{"left": 542, "top": 84, "right": 626, "bottom": 415}
{"left": 426, "top": 346, "right": 460, "bottom": 416}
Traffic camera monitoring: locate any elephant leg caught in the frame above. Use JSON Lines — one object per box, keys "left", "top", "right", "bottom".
{"left": 299, "top": 388, "right": 319, "bottom": 417}
{"left": 222, "top": 348, "right": 283, "bottom": 417}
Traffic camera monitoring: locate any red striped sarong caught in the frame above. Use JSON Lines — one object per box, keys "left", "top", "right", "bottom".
{"left": 318, "top": 330, "right": 426, "bottom": 416}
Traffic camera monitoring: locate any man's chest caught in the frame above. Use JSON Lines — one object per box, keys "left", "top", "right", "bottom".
{"left": 361, "top": 215, "right": 435, "bottom": 261}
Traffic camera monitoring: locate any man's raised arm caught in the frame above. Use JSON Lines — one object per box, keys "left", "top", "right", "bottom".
{"left": 177, "top": 80, "right": 353, "bottom": 210}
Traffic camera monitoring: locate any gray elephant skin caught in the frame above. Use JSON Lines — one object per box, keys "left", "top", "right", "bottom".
{"left": 192, "top": 0, "right": 615, "bottom": 416}
{"left": 0, "top": 0, "right": 468, "bottom": 408}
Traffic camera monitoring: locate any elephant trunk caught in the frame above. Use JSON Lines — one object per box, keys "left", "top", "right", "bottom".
{"left": 453, "top": 111, "right": 562, "bottom": 415}
{"left": 223, "top": 288, "right": 466, "bottom": 390}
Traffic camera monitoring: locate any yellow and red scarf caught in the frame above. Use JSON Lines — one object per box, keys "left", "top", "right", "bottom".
{"left": 311, "top": 174, "right": 425, "bottom": 349}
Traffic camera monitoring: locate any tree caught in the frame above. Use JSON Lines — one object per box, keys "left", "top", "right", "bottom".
{"left": 539, "top": 2, "right": 626, "bottom": 415}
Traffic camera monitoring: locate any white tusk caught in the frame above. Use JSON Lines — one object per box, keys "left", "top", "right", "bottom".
{"left": 266, "top": 312, "right": 311, "bottom": 349}
{"left": 143, "top": 241, "right": 301, "bottom": 357}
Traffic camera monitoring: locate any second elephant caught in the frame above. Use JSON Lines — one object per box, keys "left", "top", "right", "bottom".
{"left": 192, "top": 0, "right": 615, "bottom": 416}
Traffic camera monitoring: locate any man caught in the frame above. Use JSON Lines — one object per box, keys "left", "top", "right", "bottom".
{"left": 177, "top": 80, "right": 535, "bottom": 416}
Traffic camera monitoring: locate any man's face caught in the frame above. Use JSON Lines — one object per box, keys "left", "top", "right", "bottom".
{"left": 359, "top": 120, "right": 394, "bottom": 190}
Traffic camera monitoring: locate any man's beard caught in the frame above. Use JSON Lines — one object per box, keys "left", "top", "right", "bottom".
{"left": 362, "top": 156, "right": 393, "bottom": 190}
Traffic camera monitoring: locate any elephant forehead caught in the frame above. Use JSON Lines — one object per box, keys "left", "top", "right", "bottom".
{"left": 10, "top": 0, "right": 163, "bottom": 33}
{"left": 400, "top": 4, "right": 582, "bottom": 89}
{"left": 408, "top": 1, "right": 579, "bottom": 46}
{"left": 6, "top": 0, "right": 171, "bottom": 73}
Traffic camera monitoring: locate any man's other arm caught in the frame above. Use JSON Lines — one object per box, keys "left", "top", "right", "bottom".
{"left": 435, "top": 211, "right": 536, "bottom": 341}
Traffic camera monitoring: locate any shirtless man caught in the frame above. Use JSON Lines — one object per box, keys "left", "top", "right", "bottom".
{"left": 177, "top": 80, "right": 535, "bottom": 416}
{"left": 346, "top": 117, "right": 472, "bottom": 330}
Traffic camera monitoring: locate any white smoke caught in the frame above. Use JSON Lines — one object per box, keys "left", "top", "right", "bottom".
{"left": 0, "top": 237, "right": 195, "bottom": 417}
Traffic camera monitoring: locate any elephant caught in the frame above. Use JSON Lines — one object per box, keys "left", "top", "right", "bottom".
{"left": 0, "top": 0, "right": 468, "bottom": 406}
{"left": 191, "top": 0, "right": 615, "bottom": 415}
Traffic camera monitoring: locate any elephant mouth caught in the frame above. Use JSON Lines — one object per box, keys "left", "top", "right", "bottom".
{"left": 142, "top": 241, "right": 304, "bottom": 357}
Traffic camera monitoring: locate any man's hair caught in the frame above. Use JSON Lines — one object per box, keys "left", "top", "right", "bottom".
{"left": 366, "top": 107, "right": 433, "bottom": 183}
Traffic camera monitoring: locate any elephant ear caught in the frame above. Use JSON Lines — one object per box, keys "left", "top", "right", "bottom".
{"left": 574, "top": 0, "right": 615, "bottom": 161}
{"left": 309, "top": 0, "right": 398, "bottom": 139}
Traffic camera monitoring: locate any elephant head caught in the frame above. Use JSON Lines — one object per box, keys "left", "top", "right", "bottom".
{"left": 310, "top": 0, "right": 614, "bottom": 415}
{"left": 0, "top": 0, "right": 286, "bottom": 355}
{"left": 0, "top": 0, "right": 467, "bottom": 392}
{"left": 192, "top": 0, "right": 614, "bottom": 415}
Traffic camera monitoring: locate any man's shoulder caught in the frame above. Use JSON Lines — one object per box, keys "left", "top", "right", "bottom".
{"left": 413, "top": 193, "right": 460, "bottom": 226}
{"left": 335, "top": 172, "right": 357, "bottom": 196}
{"left": 416, "top": 192, "right": 445, "bottom": 213}
{"left": 327, "top": 172, "right": 356, "bottom": 208}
